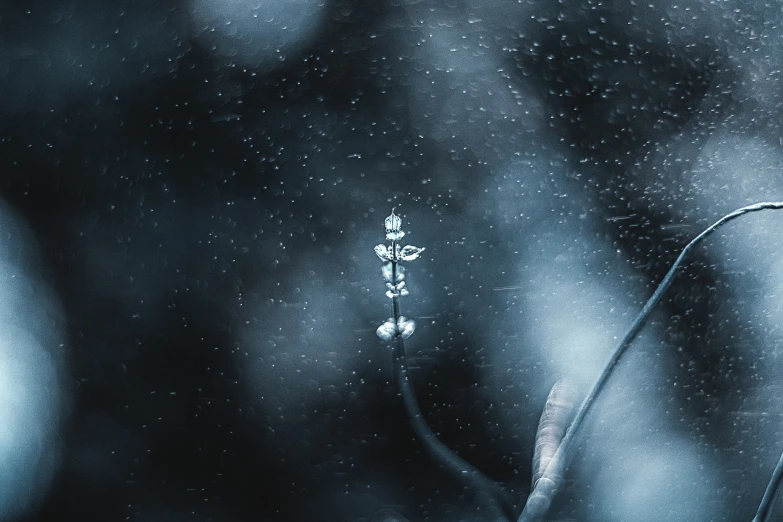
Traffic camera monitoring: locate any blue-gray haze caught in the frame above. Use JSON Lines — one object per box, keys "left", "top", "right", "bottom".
{"left": 0, "top": 0, "right": 781, "bottom": 520}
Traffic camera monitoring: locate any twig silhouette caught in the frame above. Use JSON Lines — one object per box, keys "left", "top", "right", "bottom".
{"left": 518, "top": 201, "right": 783, "bottom": 522}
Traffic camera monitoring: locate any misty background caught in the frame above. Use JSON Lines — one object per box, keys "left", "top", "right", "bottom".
{"left": 1, "top": 0, "right": 783, "bottom": 520}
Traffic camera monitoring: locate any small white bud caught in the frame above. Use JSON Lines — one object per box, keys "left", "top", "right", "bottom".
{"left": 384, "top": 210, "right": 403, "bottom": 237}
{"left": 397, "top": 317, "right": 416, "bottom": 338}
{"left": 376, "top": 320, "right": 397, "bottom": 341}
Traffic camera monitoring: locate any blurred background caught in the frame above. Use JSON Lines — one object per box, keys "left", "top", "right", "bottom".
{"left": 2, "top": 0, "right": 783, "bottom": 520}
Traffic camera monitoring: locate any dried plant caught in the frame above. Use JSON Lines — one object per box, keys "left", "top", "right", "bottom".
{"left": 374, "top": 209, "right": 516, "bottom": 520}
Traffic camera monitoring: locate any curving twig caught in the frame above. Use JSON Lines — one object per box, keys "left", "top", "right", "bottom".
{"left": 518, "top": 202, "right": 783, "bottom": 522}
{"left": 393, "top": 334, "right": 517, "bottom": 520}
{"left": 754, "top": 447, "right": 783, "bottom": 522}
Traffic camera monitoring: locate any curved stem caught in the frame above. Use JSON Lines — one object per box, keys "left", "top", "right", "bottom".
{"left": 390, "top": 259, "right": 517, "bottom": 520}
{"left": 393, "top": 335, "right": 517, "bottom": 520}
{"left": 754, "top": 448, "right": 783, "bottom": 522}
{"left": 518, "top": 201, "right": 783, "bottom": 522}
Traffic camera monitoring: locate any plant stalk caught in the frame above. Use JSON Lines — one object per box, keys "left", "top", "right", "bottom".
{"left": 754, "top": 448, "right": 783, "bottom": 522}
{"left": 390, "top": 256, "right": 517, "bottom": 521}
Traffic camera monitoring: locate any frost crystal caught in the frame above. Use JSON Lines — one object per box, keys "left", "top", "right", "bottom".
{"left": 387, "top": 229, "right": 405, "bottom": 241}
{"left": 375, "top": 244, "right": 392, "bottom": 261}
{"left": 375, "top": 317, "right": 416, "bottom": 340}
{"left": 397, "top": 317, "right": 416, "bottom": 339}
{"left": 376, "top": 319, "right": 397, "bottom": 341}
{"left": 385, "top": 210, "right": 404, "bottom": 241}
{"left": 386, "top": 281, "right": 406, "bottom": 292}
{"left": 399, "top": 245, "right": 425, "bottom": 262}
{"left": 385, "top": 281, "right": 409, "bottom": 298}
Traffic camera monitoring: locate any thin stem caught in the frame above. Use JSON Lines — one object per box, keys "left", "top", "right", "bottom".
{"left": 754, "top": 448, "right": 783, "bottom": 522}
{"left": 393, "top": 332, "right": 517, "bottom": 520}
{"left": 392, "top": 257, "right": 401, "bottom": 324}
{"left": 391, "top": 258, "right": 517, "bottom": 521}
{"left": 518, "top": 201, "right": 783, "bottom": 522}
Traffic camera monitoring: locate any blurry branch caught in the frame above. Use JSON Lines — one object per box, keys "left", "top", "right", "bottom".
{"left": 517, "top": 202, "right": 783, "bottom": 522}
{"left": 375, "top": 210, "right": 516, "bottom": 521}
